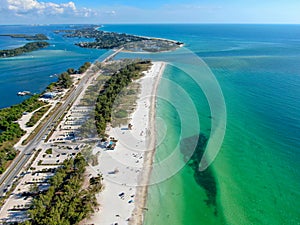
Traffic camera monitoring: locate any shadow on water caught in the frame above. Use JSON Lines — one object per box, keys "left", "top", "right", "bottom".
{"left": 180, "top": 133, "right": 218, "bottom": 215}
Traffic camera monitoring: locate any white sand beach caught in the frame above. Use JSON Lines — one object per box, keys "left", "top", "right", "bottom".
{"left": 85, "top": 61, "right": 165, "bottom": 225}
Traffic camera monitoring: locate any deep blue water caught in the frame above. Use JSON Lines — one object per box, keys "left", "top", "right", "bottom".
{"left": 0, "top": 24, "right": 107, "bottom": 108}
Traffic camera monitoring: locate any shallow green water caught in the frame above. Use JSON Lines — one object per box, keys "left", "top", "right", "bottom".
{"left": 140, "top": 25, "right": 300, "bottom": 225}
{"left": 2, "top": 24, "right": 300, "bottom": 225}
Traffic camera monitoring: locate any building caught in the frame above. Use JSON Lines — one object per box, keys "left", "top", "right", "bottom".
{"left": 42, "top": 92, "right": 57, "bottom": 99}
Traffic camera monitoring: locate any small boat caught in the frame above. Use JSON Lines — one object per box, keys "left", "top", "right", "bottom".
{"left": 17, "top": 91, "right": 31, "bottom": 96}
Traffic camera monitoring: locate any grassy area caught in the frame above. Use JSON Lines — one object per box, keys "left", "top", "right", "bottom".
{"left": 79, "top": 74, "right": 110, "bottom": 107}
{"left": 70, "top": 59, "right": 152, "bottom": 140}
{"left": 75, "top": 74, "right": 110, "bottom": 139}
{"left": 22, "top": 102, "right": 62, "bottom": 146}
{"left": 26, "top": 105, "right": 51, "bottom": 127}
{"left": 111, "top": 82, "right": 141, "bottom": 127}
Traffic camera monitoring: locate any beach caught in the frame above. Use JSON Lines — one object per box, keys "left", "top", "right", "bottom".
{"left": 1, "top": 24, "right": 300, "bottom": 225}
{"left": 85, "top": 61, "right": 165, "bottom": 225}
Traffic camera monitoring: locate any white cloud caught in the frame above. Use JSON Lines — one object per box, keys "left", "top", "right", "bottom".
{"left": 1, "top": 0, "right": 95, "bottom": 17}
{"left": 104, "top": 10, "right": 116, "bottom": 16}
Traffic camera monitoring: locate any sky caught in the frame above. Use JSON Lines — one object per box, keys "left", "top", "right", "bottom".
{"left": 0, "top": 0, "right": 300, "bottom": 24}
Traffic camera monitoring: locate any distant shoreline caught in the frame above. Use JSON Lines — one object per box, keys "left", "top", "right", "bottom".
{"left": 57, "top": 25, "right": 184, "bottom": 52}
{"left": 0, "top": 41, "right": 49, "bottom": 58}
{"left": 0, "top": 34, "right": 48, "bottom": 41}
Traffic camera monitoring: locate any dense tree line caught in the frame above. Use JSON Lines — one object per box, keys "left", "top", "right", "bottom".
{"left": 57, "top": 72, "right": 72, "bottom": 89}
{"left": 0, "top": 34, "right": 48, "bottom": 41}
{"left": 0, "top": 42, "right": 49, "bottom": 58}
{"left": 95, "top": 61, "right": 151, "bottom": 136}
{"left": 65, "top": 62, "right": 91, "bottom": 76}
{"left": 78, "top": 62, "right": 91, "bottom": 74}
{"left": 20, "top": 154, "right": 102, "bottom": 225}
{"left": 57, "top": 27, "right": 147, "bottom": 49}
{"left": 76, "top": 34, "right": 144, "bottom": 49}
{"left": 0, "top": 95, "right": 45, "bottom": 173}
{"left": 57, "top": 26, "right": 183, "bottom": 51}
{"left": 0, "top": 95, "right": 45, "bottom": 143}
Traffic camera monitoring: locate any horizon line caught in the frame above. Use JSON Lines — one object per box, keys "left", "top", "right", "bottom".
{"left": 1, "top": 22, "right": 300, "bottom": 26}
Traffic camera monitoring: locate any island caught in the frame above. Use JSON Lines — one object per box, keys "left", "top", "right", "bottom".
{"left": 0, "top": 41, "right": 49, "bottom": 58}
{"left": 0, "top": 34, "right": 48, "bottom": 41}
{"left": 55, "top": 25, "right": 184, "bottom": 52}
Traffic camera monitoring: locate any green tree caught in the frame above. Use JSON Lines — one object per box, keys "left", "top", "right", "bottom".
{"left": 58, "top": 72, "right": 72, "bottom": 88}
{"left": 67, "top": 68, "right": 75, "bottom": 74}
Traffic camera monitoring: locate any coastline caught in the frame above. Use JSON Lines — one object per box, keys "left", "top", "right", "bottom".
{"left": 129, "top": 62, "right": 165, "bottom": 225}
{"left": 1, "top": 24, "right": 300, "bottom": 225}
{"left": 100, "top": 25, "right": 183, "bottom": 45}
{"left": 85, "top": 61, "right": 165, "bottom": 225}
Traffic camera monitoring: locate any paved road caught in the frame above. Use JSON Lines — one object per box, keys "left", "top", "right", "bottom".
{"left": 0, "top": 53, "right": 115, "bottom": 197}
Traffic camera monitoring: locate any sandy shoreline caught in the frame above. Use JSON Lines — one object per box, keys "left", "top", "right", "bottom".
{"left": 85, "top": 61, "right": 165, "bottom": 225}
{"left": 129, "top": 62, "right": 165, "bottom": 225}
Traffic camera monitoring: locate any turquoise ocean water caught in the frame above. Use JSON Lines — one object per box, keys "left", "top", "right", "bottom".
{"left": 1, "top": 24, "right": 300, "bottom": 224}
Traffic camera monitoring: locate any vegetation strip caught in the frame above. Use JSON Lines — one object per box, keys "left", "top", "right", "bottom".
{"left": 19, "top": 154, "right": 102, "bottom": 225}
{"left": 0, "top": 95, "right": 45, "bottom": 174}
{"left": 95, "top": 60, "right": 152, "bottom": 136}
{"left": 0, "top": 34, "right": 48, "bottom": 41}
{"left": 0, "top": 42, "right": 49, "bottom": 58}
{"left": 22, "top": 102, "right": 61, "bottom": 146}
{"left": 55, "top": 26, "right": 183, "bottom": 52}
{"left": 26, "top": 105, "right": 51, "bottom": 128}
{"left": 111, "top": 81, "right": 140, "bottom": 127}
{"left": 0, "top": 60, "right": 91, "bottom": 174}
